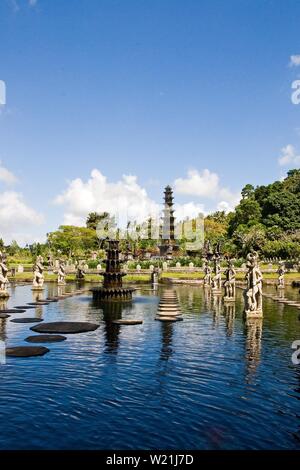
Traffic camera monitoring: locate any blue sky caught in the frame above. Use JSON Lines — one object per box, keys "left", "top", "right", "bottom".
{"left": 0, "top": 0, "right": 300, "bottom": 244}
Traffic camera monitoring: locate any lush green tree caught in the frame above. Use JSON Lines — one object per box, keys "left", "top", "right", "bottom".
{"left": 47, "top": 226, "right": 98, "bottom": 256}
{"left": 86, "top": 212, "right": 110, "bottom": 231}
{"left": 228, "top": 197, "right": 262, "bottom": 235}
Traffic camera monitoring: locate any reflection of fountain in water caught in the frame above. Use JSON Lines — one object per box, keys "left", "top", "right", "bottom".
{"left": 245, "top": 318, "right": 263, "bottom": 381}
{"left": 224, "top": 302, "right": 235, "bottom": 337}
{"left": 98, "top": 302, "right": 123, "bottom": 355}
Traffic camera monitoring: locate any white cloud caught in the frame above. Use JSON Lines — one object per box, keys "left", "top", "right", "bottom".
{"left": 0, "top": 163, "right": 17, "bottom": 185}
{"left": 55, "top": 168, "right": 240, "bottom": 236}
{"left": 174, "top": 202, "right": 205, "bottom": 220}
{"left": 278, "top": 144, "right": 300, "bottom": 166}
{"left": 55, "top": 169, "right": 160, "bottom": 227}
{"left": 173, "top": 169, "right": 240, "bottom": 212}
{"left": 0, "top": 191, "right": 44, "bottom": 244}
{"left": 289, "top": 55, "right": 300, "bottom": 67}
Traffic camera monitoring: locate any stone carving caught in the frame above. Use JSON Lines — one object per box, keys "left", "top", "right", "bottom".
{"left": 0, "top": 252, "right": 10, "bottom": 298}
{"left": 224, "top": 259, "right": 236, "bottom": 301}
{"left": 76, "top": 261, "right": 85, "bottom": 281}
{"left": 151, "top": 267, "right": 159, "bottom": 285}
{"left": 211, "top": 252, "right": 222, "bottom": 293}
{"left": 56, "top": 260, "right": 66, "bottom": 285}
{"left": 244, "top": 252, "right": 263, "bottom": 317}
{"left": 203, "top": 260, "right": 212, "bottom": 287}
{"left": 32, "top": 256, "right": 45, "bottom": 290}
{"left": 277, "top": 261, "right": 285, "bottom": 289}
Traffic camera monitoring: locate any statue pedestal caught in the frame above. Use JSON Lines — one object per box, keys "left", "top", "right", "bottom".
{"left": 224, "top": 296, "right": 235, "bottom": 302}
{"left": 212, "top": 288, "right": 222, "bottom": 294}
{"left": 0, "top": 289, "right": 9, "bottom": 299}
{"left": 245, "top": 309, "right": 263, "bottom": 319}
{"left": 31, "top": 286, "right": 44, "bottom": 292}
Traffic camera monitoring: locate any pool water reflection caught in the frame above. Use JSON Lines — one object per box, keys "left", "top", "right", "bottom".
{"left": 0, "top": 283, "right": 299, "bottom": 450}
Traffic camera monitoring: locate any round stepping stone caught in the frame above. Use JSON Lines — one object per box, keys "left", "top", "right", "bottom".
{"left": 10, "top": 318, "right": 44, "bottom": 324}
{"left": 46, "top": 298, "right": 59, "bottom": 302}
{"left": 25, "top": 335, "right": 66, "bottom": 343}
{"left": 155, "top": 316, "right": 183, "bottom": 322}
{"left": 6, "top": 346, "right": 49, "bottom": 357}
{"left": 159, "top": 303, "right": 180, "bottom": 306}
{"left": 15, "top": 305, "right": 36, "bottom": 309}
{"left": 157, "top": 312, "right": 181, "bottom": 317}
{"left": 0, "top": 309, "right": 26, "bottom": 314}
{"left": 27, "top": 302, "right": 49, "bottom": 306}
{"left": 112, "top": 319, "right": 143, "bottom": 325}
{"left": 158, "top": 307, "right": 181, "bottom": 311}
{"left": 0, "top": 313, "right": 10, "bottom": 319}
{"left": 31, "top": 322, "right": 100, "bottom": 334}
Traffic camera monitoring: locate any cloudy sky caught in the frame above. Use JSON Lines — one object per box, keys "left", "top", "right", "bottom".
{"left": 0, "top": 0, "right": 300, "bottom": 244}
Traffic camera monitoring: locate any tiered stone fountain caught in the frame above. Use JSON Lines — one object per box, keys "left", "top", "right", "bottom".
{"left": 92, "top": 239, "right": 134, "bottom": 302}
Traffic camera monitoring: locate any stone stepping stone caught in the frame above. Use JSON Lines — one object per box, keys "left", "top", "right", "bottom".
{"left": 25, "top": 335, "right": 66, "bottom": 343}
{"left": 158, "top": 307, "right": 181, "bottom": 311}
{"left": 159, "top": 303, "right": 180, "bottom": 306}
{"left": 31, "top": 321, "right": 100, "bottom": 334}
{"left": 155, "top": 316, "right": 183, "bottom": 322}
{"left": 0, "top": 309, "right": 26, "bottom": 314}
{"left": 10, "top": 318, "right": 44, "bottom": 324}
{"left": 0, "top": 313, "right": 10, "bottom": 319}
{"left": 27, "top": 302, "right": 50, "bottom": 306}
{"left": 6, "top": 346, "right": 49, "bottom": 357}
{"left": 15, "top": 305, "right": 36, "bottom": 309}
{"left": 112, "top": 319, "right": 143, "bottom": 325}
{"left": 157, "top": 312, "right": 181, "bottom": 316}
{"left": 45, "top": 298, "right": 59, "bottom": 302}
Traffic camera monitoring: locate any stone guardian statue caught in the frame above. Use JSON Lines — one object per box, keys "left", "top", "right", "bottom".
{"left": 203, "top": 259, "right": 212, "bottom": 287}
{"left": 277, "top": 261, "right": 285, "bottom": 289}
{"left": 224, "top": 258, "right": 236, "bottom": 301}
{"left": 56, "top": 259, "right": 66, "bottom": 285}
{"left": 244, "top": 252, "right": 263, "bottom": 318}
{"left": 0, "top": 252, "right": 10, "bottom": 298}
{"left": 32, "top": 256, "right": 45, "bottom": 291}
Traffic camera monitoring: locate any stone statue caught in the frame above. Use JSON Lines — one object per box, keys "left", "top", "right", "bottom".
{"left": 277, "top": 261, "right": 285, "bottom": 289}
{"left": 211, "top": 253, "right": 222, "bottom": 292}
{"left": 0, "top": 252, "right": 10, "bottom": 298}
{"left": 244, "top": 252, "right": 263, "bottom": 317}
{"left": 56, "top": 259, "right": 66, "bottom": 285}
{"left": 151, "top": 267, "right": 159, "bottom": 285}
{"left": 32, "top": 255, "right": 45, "bottom": 290}
{"left": 76, "top": 261, "right": 86, "bottom": 281}
{"left": 203, "top": 259, "right": 212, "bottom": 287}
{"left": 224, "top": 258, "right": 236, "bottom": 301}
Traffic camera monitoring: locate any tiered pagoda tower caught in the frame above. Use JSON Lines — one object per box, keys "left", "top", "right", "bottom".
{"left": 92, "top": 239, "right": 134, "bottom": 302}
{"left": 159, "top": 185, "right": 179, "bottom": 258}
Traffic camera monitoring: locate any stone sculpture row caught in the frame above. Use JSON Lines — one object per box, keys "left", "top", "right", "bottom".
{"left": 203, "top": 250, "right": 272, "bottom": 318}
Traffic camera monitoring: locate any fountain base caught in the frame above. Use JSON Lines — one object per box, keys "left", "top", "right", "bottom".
{"left": 91, "top": 287, "right": 134, "bottom": 302}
